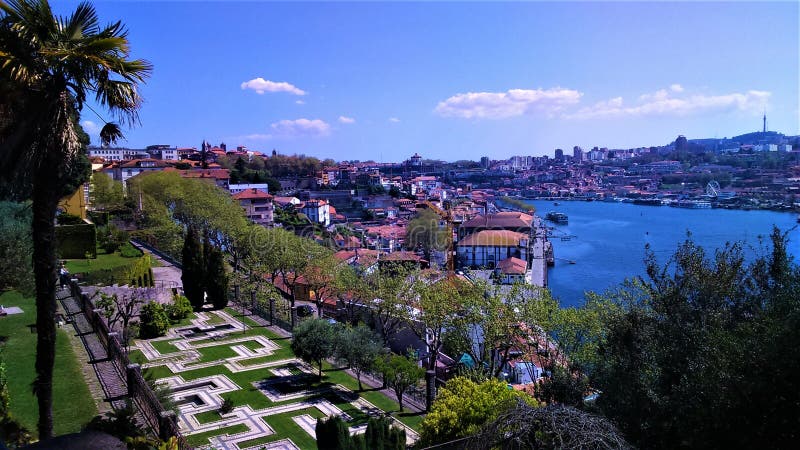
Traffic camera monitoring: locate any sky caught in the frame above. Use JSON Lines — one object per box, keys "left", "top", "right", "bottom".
{"left": 65, "top": 1, "right": 799, "bottom": 162}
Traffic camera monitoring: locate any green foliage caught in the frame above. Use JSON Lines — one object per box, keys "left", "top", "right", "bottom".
{"left": 90, "top": 171, "right": 125, "bottom": 212}
{"left": 0, "top": 202, "right": 33, "bottom": 293}
{"left": 219, "top": 398, "right": 234, "bottom": 415}
{"left": 84, "top": 401, "right": 143, "bottom": 441}
{"left": 364, "top": 416, "right": 405, "bottom": 450}
{"left": 375, "top": 350, "right": 424, "bottom": 412}
{"left": 333, "top": 324, "right": 383, "bottom": 390}
{"left": 182, "top": 226, "right": 205, "bottom": 310}
{"left": 166, "top": 295, "right": 193, "bottom": 322}
{"left": 97, "top": 224, "right": 130, "bottom": 254}
{"left": 55, "top": 223, "right": 97, "bottom": 259}
{"left": 119, "top": 242, "right": 142, "bottom": 258}
{"left": 55, "top": 213, "right": 83, "bottom": 225}
{"left": 315, "top": 415, "right": 351, "bottom": 450}
{"left": 139, "top": 302, "right": 170, "bottom": 338}
{"left": 594, "top": 229, "right": 800, "bottom": 449}
{"left": 291, "top": 318, "right": 336, "bottom": 379}
{"left": 205, "top": 243, "right": 229, "bottom": 310}
{"left": 420, "top": 377, "right": 534, "bottom": 446}
{"left": 405, "top": 208, "right": 450, "bottom": 260}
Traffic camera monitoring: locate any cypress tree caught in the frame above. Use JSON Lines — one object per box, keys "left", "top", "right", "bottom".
{"left": 206, "top": 244, "right": 229, "bottom": 309}
{"left": 181, "top": 226, "right": 205, "bottom": 310}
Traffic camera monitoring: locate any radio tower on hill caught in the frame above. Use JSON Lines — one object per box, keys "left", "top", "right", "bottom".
{"left": 763, "top": 112, "right": 767, "bottom": 133}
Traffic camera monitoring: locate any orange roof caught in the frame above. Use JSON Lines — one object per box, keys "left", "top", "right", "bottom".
{"left": 165, "top": 168, "right": 230, "bottom": 180}
{"left": 497, "top": 257, "right": 528, "bottom": 274}
{"left": 232, "top": 188, "right": 273, "bottom": 200}
{"left": 457, "top": 230, "right": 527, "bottom": 247}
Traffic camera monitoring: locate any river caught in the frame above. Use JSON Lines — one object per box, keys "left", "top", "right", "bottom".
{"left": 519, "top": 200, "right": 799, "bottom": 307}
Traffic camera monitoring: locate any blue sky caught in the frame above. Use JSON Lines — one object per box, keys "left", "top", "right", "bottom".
{"left": 69, "top": 1, "right": 799, "bottom": 162}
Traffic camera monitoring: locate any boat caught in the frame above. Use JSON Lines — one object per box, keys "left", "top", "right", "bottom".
{"left": 545, "top": 211, "right": 568, "bottom": 224}
{"left": 673, "top": 200, "right": 712, "bottom": 209}
{"left": 633, "top": 198, "right": 664, "bottom": 206}
{"left": 553, "top": 202, "right": 560, "bottom": 206}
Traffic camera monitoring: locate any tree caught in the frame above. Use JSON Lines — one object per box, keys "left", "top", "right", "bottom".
{"left": 95, "top": 290, "right": 144, "bottom": 352}
{"left": 334, "top": 324, "right": 383, "bottom": 391}
{"left": 90, "top": 171, "right": 125, "bottom": 212}
{"left": 291, "top": 318, "right": 335, "bottom": 379}
{"left": 364, "top": 416, "right": 405, "bottom": 450}
{"left": 375, "top": 351, "right": 424, "bottom": 412}
{"left": 405, "top": 209, "right": 450, "bottom": 261}
{"left": 420, "top": 377, "right": 534, "bottom": 446}
{"left": 0, "top": 0, "right": 151, "bottom": 438}
{"left": 0, "top": 201, "right": 33, "bottom": 293}
{"left": 181, "top": 226, "right": 205, "bottom": 310}
{"left": 165, "top": 294, "right": 193, "bottom": 322}
{"left": 205, "top": 243, "right": 229, "bottom": 309}
{"left": 315, "top": 415, "right": 352, "bottom": 450}
{"left": 139, "top": 301, "right": 170, "bottom": 338}
{"left": 471, "top": 401, "right": 631, "bottom": 450}
{"left": 593, "top": 232, "right": 800, "bottom": 449}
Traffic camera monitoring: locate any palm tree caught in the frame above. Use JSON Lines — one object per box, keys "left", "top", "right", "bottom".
{"left": 0, "top": 0, "right": 151, "bottom": 439}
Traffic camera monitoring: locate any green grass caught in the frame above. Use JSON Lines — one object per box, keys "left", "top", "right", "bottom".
{"left": 201, "top": 312, "right": 226, "bottom": 325}
{"left": 184, "top": 423, "right": 249, "bottom": 448}
{"left": 127, "top": 349, "right": 146, "bottom": 364}
{"left": 238, "top": 356, "right": 274, "bottom": 367}
{"left": 241, "top": 407, "right": 326, "bottom": 449}
{"left": 193, "top": 409, "right": 224, "bottom": 425}
{"left": 0, "top": 291, "right": 98, "bottom": 437}
{"left": 151, "top": 339, "right": 181, "bottom": 355}
{"left": 169, "top": 312, "right": 197, "bottom": 328}
{"left": 64, "top": 251, "right": 141, "bottom": 274}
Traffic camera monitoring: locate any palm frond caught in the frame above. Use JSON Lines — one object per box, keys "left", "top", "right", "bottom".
{"left": 99, "top": 121, "right": 124, "bottom": 147}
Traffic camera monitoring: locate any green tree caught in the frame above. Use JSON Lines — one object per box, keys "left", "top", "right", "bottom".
{"left": 0, "top": 0, "right": 151, "bottom": 437}
{"left": 166, "top": 295, "right": 193, "bottom": 322}
{"left": 90, "top": 171, "right": 125, "bottom": 212}
{"left": 420, "top": 377, "right": 534, "bottom": 446}
{"left": 181, "top": 226, "right": 205, "bottom": 310}
{"left": 291, "top": 318, "right": 335, "bottom": 379}
{"left": 375, "top": 351, "right": 424, "bottom": 412}
{"left": 139, "top": 301, "right": 170, "bottom": 338}
{"left": 364, "top": 416, "right": 405, "bottom": 450}
{"left": 0, "top": 202, "right": 33, "bottom": 293}
{"left": 315, "top": 415, "right": 351, "bottom": 450}
{"left": 405, "top": 209, "right": 450, "bottom": 261}
{"left": 205, "top": 243, "right": 229, "bottom": 309}
{"left": 334, "top": 324, "right": 383, "bottom": 391}
{"left": 594, "top": 231, "right": 800, "bottom": 449}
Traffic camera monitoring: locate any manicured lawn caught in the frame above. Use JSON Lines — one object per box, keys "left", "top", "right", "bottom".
{"left": 64, "top": 250, "right": 141, "bottom": 274}
{"left": 194, "top": 409, "right": 224, "bottom": 425}
{"left": 184, "top": 423, "right": 249, "bottom": 448}
{"left": 241, "top": 407, "right": 326, "bottom": 449}
{"left": 0, "top": 291, "right": 98, "bottom": 437}
{"left": 151, "top": 339, "right": 182, "bottom": 355}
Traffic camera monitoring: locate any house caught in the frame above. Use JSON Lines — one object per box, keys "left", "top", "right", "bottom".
{"left": 232, "top": 188, "right": 274, "bottom": 226}
{"left": 456, "top": 230, "right": 529, "bottom": 268}
{"left": 167, "top": 168, "right": 230, "bottom": 189}
{"left": 105, "top": 158, "right": 172, "bottom": 185}
{"left": 301, "top": 199, "right": 330, "bottom": 227}
{"left": 458, "top": 211, "right": 533, "bottom": 240}
{"left": 496, "top": 257, "right": 530, "bottom": 284}
{"left": 229, "top": 183, "right": 271, "bottom": 195}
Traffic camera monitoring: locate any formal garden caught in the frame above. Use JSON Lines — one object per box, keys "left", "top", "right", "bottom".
{"left": 128, "top": 308, "right": 423, "bottom": 450}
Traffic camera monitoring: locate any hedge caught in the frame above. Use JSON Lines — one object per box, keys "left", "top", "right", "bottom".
{"left": 55, "top": 223, "right": 97, "bottom": 259}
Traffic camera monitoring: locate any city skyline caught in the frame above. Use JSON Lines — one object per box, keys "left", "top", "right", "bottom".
{"left": 67, "top": 1, "right": 799, "bottom": 161}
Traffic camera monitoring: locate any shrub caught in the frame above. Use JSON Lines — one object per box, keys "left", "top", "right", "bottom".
{"left": 139, "top": 302, "right": 170, "bottom": 338}
{"left": 119, "top": 242, "right": 143, "bottom": 258}
{"left": 98, "top": 225, "right": 130, "bottom": 254}
{"left": 166, "top": 295, "right": 193, "bottom": 322}
{"left": 219, "top": 398, "right": 234, "bottom": 415}
{"left": 55, "top": 223, "right": 97, "bottom": 258}
{"left": 56, "top": 213, "right": 84, "bottom": 225}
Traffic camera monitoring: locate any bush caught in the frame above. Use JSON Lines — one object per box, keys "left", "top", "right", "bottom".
{"left": 139, "top": 302, "right": 170, "bottom": 338}
{"left": 98, "top": 224, "right": 129, "bottom": 254}
{"left": 55, "top": 223, "right": 97, "bottom": 258}
{"left": 119, "top": 242, "right": 143, "bottom": 258}
{"left": 219, "top": 398, "right": 234, "bottom": 415}
{"left": 56, "top": 213, "right": 84, "bottom": 225}
{"left": 166, "top": 295, "right": 193, "bottom": 322}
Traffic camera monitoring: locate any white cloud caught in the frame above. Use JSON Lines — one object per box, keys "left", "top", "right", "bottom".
{"left": 80, "top": 120, "right": 101, "bottom": 135}
{"left": 241, "top": 134, "right": 272, "bottom": 140}
{"left": 295, "top": 99, "right": 306, "bottom": 105}
{"left": 388, "top": 117, "right": 401, "bottom": 123}
{"left": 270, "top": 118, "right": 331, "bottom": 138}
{"left": 338, "top": 116, "right": 356, "bottom": 124}
{"left": 241, "top": 77, "right": 306, "bottom": 96}
{"left": 567, "top": 88, "right": 770, "bottom": 120}
{"left": 434, "top": 87, "right": 582, "bottom": 119}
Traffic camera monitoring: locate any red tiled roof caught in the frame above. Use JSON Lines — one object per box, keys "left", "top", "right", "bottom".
{"left": 232, "top": 188, "right": 273, "bottom": 200}
{"left": 457, "top": 230, "right": 527, "bottom": 247}
{"left": 497, "top": 257, "right": 528, "bottom": 274}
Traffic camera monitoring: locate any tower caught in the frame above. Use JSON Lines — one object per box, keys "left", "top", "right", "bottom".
{"left": 763, "top": 113, "right": 767, "bottom": 133}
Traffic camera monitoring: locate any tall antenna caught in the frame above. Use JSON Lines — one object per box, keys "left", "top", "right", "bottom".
{"left": 763, "top": 111, "right": 767, "bottom": 133}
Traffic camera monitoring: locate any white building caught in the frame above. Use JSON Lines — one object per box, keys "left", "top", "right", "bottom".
{"left": 233, "top": 188, "right": 274, "bottom": 226}
{"left": 229, "top": 183, "right": 271, "bottom": 195}
{"left": 301, "top": 199, "right": 331, "bottom": 227}
{"left": 88, "top": 147, "right": 148, "bottom": 161}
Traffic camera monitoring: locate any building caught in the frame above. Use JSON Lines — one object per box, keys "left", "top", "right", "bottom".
{"left": 573, "top": 146, "right": 584, "bottom": 162}
{"left": 146, "top": 145, "right": 179, "bottom": 160}
{"left": 87, "top": 146, "right": 148, "bottom": 161}
{"left": 301, "top": 199, "right": 331, "bottom": 227}
{"left": 104, "top": 158, "right": 171, "bottom": 185}
{"left": 168, "top": 168, "right": 230, "bottom": 189}
{"left": 233, "top": 188, "right": 274, "bottom": 226}
{"left": 229, "top": 183, "right": 271, "bottom": 195}
{"left": 554, "top": 148, "right": 564, "bottom": 162}
{"left": 456, "top": 230, "right": 529, "bottom": 268}
{"left": 458, "top": 211, "right": 533, "bottom": 241}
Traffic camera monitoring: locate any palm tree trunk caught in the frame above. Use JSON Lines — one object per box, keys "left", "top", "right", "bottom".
{"left": 32, "top": 168, "right": 59, "bottom": 440}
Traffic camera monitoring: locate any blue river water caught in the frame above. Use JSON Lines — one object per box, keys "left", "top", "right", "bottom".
{"left": 520, "top": 200, "right": 799, "bottom": 307}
